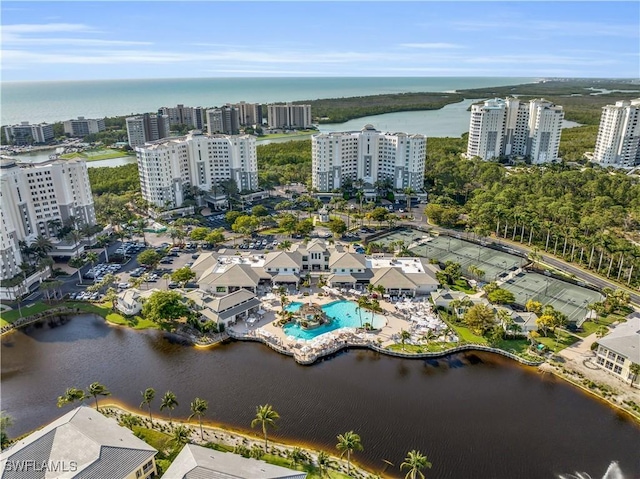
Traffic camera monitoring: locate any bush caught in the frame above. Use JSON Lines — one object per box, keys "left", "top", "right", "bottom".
{"left": 590, "top": 341, "right": 598, "bottom": 351}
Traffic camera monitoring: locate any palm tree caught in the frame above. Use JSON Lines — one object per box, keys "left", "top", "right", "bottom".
{"left": 251, "top": 404, "right": 280, "bottom": 451}
{"left": 85, "top": 252, "right": 99, "bottom": 279}
{"left": 400, "top": 450, "right": 432, "bottom": 479}
{"left": 32, "top": 235, "right": 53, "bottom": 258}
{"left": 188, "top": 397, "right": 208, "bottom": 440}
{"left": 96, "top": 235, "right": 110, "bottom": 263}
{"left": 278, "top": 240, "right": 292, "bottom": 251}
{"left": 404, "top": 187, "right": 415, "bottom": 212}
{"left": 140, "top": 388, "right": 155, "bottom": 423}
{"left": 162, "top": 273, "right": 171, "bottom": 288}
{"left": 336, "top": 430, "right": 363, "bottom": 475}
{"left": 356, "top": 296, "right": 370, "bottom": 328}
{"left": 170, "top": 425, "right": 191, "bottom": 448}
{"left": 160, "top": 391, "right": 179, "bottom": 423}
{"left": 57, "top": 387, "right": 86, "bottom": 408}
{"left": 629, "top": 363, "right": 640, "bottom": 385}
{"left": 316, "top": 450, "right": 333, "bottom": 478}
{"left": 400, "top": 329, "right": 411, "bottom": 351}
{"left": 86, "top": 382, "right": 111, "bottom": 411}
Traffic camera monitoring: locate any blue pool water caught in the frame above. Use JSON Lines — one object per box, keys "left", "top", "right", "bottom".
{"left": 283, "top": 300, "right": 386, "bottom": 340}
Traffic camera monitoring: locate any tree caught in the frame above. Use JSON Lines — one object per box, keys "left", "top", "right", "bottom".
{"left": 356, "top": 296, "right": 370, "bottom": 328}
{"left": 232, "top": 215, "right": 260, "bottom": 238}
{"left": 463, "top": 304, "right": 496, "bottom": 336}
{"left": 328, "top": 218, "right": 347, "bottom": 237}
{"left": 140, "top": 387, "right": 155, "bottom": 423}
{"left": 225, "top": 210, "right": 243, "bottom": 225}
{"left": 137, "top": 250, "right": 161, "bottom": 269}
{"left": 525, "top": 299, "right": 543, "bottom": 314}
{"left": 205, "top": 228, "right": 225, "bottom": 246}
{"left": 316, "top": 450, "right": 333, "bottom": 478}
{"left": 160, "top": 391, "right": 178, "bottom": 422}
{"left": 251, "top": 404, "right": 280, "bottom": 451}
{"left": 487, "top": 288, "right": 515, "bottom": 305}
{"left": 0, "top": 411, "right": 13, "bottom": 449}
{"left": 535, "top": 314, "right": 556, "bottom": 337}
{"left": 119, "top": 413, "right": 142, "bottom": 430}
{"left": 57, "top": 387, "right": 86, "bottom": 408}
{"left": 400, "top": 329, "right": 411, "bottom": 351}
{"left": 400, "top": 449, "right": 432, "bottom": 479}
{"left": 278, "top": 240, "right": 292, "bottom": 251}
{"left": 190, "top": 227, "right": 210, "bottom": 241}
{"left": 141, "top": 290, "right": 189, "bottom": 329}
{"left": 170, "top": 425, "right": 191, "bottom": 448}
{"left": 69, "top": 255, "right": 87, "bottom": 284}
{"left": 629, "top": 363, "right": 640, "bottom": 385}
{"left": 252, "top": 205, "right": 269, "bottom": 217}
{"left": 87, "top": 382, "right": 111, "bottom": 411}
{"left": 96, "top": 235, "right": 111, "bottom": 263}
{"left": 32, "top": 235, "right": 53, "bottom": 257}
{"left": 171, "top": 267, "right": 196, "bottom": 286}
{"left": 336, "top": 430, "right": 363, "bottom": 475}
{"left": 189, "top": 397, "right": 209, "bottom": 441}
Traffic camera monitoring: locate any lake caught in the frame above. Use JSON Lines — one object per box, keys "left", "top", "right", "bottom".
{"left": 1, "top": 315, "right": 638, "bottom": 478}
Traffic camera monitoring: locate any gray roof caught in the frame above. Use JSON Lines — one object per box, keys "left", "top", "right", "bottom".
{"left": 329, "top": 252, "right": 366, "bottom": 269}
{"left": 272, "top": 273, "right": 300, "bottom": 284}
{"left": 371, "top": 267, "right": 418, "bottom": 290}
{"left": 597, "top": 316, "right": 640, "bottom": 363}
{"left": 264, "top": 251, "right": 302, "bottom": 269}
{"left": 200, "top": 264, "right": 261, "bottom": 288}
{"left": 192, "top": 252, "right": 220, "bottom": 276}
{"left": 328, "top": 273, "right": 357, "bottom": 284}
{"left": 163, "top": 444, "right": 307, "bottom": 479}
{"left": 0, "top": 406, "right": 156, "bottom": 479}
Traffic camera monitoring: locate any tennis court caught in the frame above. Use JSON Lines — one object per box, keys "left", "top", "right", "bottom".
{"left": 375, "top": 229, "right": 522, "bottom": 279}
{"left": 503, "top": 272, "right": 603, "bottom": 323}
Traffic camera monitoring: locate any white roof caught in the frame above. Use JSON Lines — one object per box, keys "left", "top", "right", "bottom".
{"left": 0, "top": 406, "right": 156, "bottom": 479}
{"left": 598, "top": 316, "right": 640, "bottom": 363}
{"left": 163, "top": 444, "right": 307, "bottom": 479}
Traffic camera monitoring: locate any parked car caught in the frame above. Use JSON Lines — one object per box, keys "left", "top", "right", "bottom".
{"left": 168, "top": 282, "right": 179, "bottom": 289}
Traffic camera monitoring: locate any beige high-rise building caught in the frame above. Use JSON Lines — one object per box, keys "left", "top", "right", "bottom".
{"left": 593, "top": 99, "right": 640, "bottom": 167}
{"left": 0, "top": 158, "right": 96, "bottom": 281}
{"left": 466, "top": 97, "right": 563, "bottom": 164}
{"left": 228, "top": 102, "right": 263, "bottom": 126}
{"left": 267, "top": 103, "right": 312, "bottom": 129}
{"left": 136, "top": 131, "right": 258, "bottom": 209}
{"left": 126, "top": 113, "right": 170, "bottom": 148}
{"left": 312, "top": 125, "right": 426, "bottom": 193}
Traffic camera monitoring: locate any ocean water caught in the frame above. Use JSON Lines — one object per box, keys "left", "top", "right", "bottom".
{"left": 1, "top": 77, "right": 535, "bottom": 125}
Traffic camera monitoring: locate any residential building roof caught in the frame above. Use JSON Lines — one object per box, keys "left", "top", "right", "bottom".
{"left": 0, "top": 406, "right": 156, "bottom": 479}
{"left": 597, "top": 316, "right": 640, "bottom": 364}
{"left": 371, "top": 267, "right": 418, "bottom": 290}
{"left": 264, "top": 251, "right": 303, "bottom": 269}
{"left": 199, "top": 263, "right": 261, "bottom": 288}
{"left": 329, "top": 252, "right": 367, "bottom": 270}
{"left": 163, "top": 444, "right": 306, "bottom": 479}
{"left": 191, "top": 252, "right": 219, "bottom": 276}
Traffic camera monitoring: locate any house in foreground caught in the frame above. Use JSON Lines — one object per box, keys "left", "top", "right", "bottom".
{"left": 0, "top": 406, "right": 157, "bottom": 479}
{"left": 595, "top": 314, "right": 640, "bottom": 386}
{"left": 163, "top": 443, "right": 306, "bottom": 479}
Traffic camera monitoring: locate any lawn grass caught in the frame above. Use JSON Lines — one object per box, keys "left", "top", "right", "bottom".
{"left": 257, "top": 130, "right": 316, "bottom": 140}
{"left": 537, "top": 331, "right": 579, "bottom": 353}
{"left": 132, "top": 427, "right": 172, "bottom": 452}
{"left": 492, "top": 337, "right": 530, "bottom": 354}
{"left": 387, "top": 342, "right": 455, "bottom": 353}
{"left": 60, "top": 149, "right": 134, "bottom": 162}
{"left": 450, "top": 323, "right": 488, "bottom": 344}
{"left": 105, "top": 312, "right": 159, "bottom": 330}
{"left": 450, "top": 279, "right": 476, "bottom": 294}
{"left": 576, "top": 312, "right": 625, "bottom": 338}
{"left": 0, "top": 301, "right": 159, "bottom": 331}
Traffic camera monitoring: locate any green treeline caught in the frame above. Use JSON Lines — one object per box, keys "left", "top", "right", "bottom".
{"left": 257, "top": 140, "right": 312, "bottom": 187}
{"left": 296, "top": 92, "right": 464, "bottom": 124}
{"left": 88, "top": 163, "right": 140, "bottom": 195}
{"left": 425, "top": 152, "right": 640, "bottom": 285}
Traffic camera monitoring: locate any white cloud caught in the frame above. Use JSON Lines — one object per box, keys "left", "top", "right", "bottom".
{"left": 399, "top": 43, "right": 464, "bottom": 49}
{"left": 3, "top": 23, "right": 94, "bottom": 34}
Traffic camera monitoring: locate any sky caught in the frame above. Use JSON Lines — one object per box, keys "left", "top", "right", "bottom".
{"left": 1, "top": 1, "right": 639, "bottom": 81}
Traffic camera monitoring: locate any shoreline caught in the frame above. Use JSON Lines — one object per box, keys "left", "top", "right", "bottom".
{"left": 90, "top": 401, "right": 376, "bottom": 478}
{"left": 4, "top": 310, "right": 638, "bottom": 424}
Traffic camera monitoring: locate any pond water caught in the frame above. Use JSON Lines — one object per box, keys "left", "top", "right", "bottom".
{"left": 1, "top": 315, "right": 638, "bottom": 478}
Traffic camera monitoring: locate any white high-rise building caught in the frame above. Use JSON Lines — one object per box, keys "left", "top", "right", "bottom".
{"left": 0, "top": 158, "right": 96, "bottom": 281}
{"left": 4, "top": 122, "right": 55, "bottom": 145}
{"left": 267, "top": 103, "right": 312, "bottom": 129}
{"left": 593, "top": 99, "right": 640, "bottom": 167}
{"left": 63, "top": 117, "right": 106, "bottom": 137}
{"left": 311, "top": 125, "right": 426, "bottom": 193}
{"left": 136, "top": 131, "right": 258, "bottom": 209}
{"left": 126, "top": 114, "right": 170, "bottom": 148}
{"left": 228, "top": 102, "right": 263, "bottom": 126}
{"left": 466, "top": 98, "right": 564, "bottom": 164}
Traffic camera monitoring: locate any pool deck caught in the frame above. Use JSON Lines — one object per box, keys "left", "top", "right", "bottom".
{"left": 227, "top": 290, "right": 414, "bottom": 364}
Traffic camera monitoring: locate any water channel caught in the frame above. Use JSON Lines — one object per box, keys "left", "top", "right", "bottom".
{"left": 1, "top": 315, "right": 638, "bottom": 478}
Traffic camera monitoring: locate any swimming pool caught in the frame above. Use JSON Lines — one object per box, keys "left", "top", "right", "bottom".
{"left": 283, "top": 300, "right": 386, "bottom": 340}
